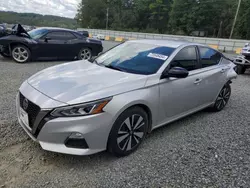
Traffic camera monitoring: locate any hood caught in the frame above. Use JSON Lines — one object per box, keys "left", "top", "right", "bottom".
{"left": 12, "top": 24, "right": 30, "bottom": 37}
{"left": 27, "top": 61, "right": 147, "bottom": 105}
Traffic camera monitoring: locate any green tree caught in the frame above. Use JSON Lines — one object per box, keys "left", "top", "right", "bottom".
{"left": 76, "top": 0, "right": 107, "bottom": 29}
{"left": 75, "top": 0, "right": 250, "bottom": 39}
{"left": 0, "top": 11, "right": 77, "bottom": 29}
{"left": 235, "top": 0, "right": 250, "bottom": 39}
{"left": 148, "top": 0, "right": 172, "bottom": 33}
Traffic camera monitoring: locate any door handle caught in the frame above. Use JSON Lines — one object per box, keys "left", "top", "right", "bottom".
{"left": 194, "top": 78, "right": 202, "bottom": 84}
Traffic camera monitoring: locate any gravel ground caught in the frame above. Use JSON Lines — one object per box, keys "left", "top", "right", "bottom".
{"left": 0, "top": 41, "right": 250, "bottom": 188}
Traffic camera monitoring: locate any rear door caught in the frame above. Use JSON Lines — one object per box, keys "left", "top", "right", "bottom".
{"left": 196, "top": 46, "right": 227, "bottom": 104}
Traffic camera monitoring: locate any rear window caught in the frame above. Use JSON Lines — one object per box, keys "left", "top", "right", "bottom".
{"left": 199, "top": 47, "right": 222, "bottom": 68}
{"left": 77, "top": 31, "right": 89, "bottom": 37}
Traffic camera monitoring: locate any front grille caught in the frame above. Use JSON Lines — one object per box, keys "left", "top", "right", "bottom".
{"left": 19, "top": 92, "right": 41, "bottom": 129}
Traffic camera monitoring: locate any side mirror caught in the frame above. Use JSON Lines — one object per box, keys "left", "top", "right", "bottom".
{"left": 161, "top": 67, "right": 189, "bottom": 79}
{"left": 44, "top": 37, "right": 51, "bottom": 42}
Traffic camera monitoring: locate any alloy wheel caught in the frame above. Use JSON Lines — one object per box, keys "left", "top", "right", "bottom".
{"left": 215, "top": 86, "right": 231, "bottom": 110}
{"left": 117, "top": 114, "right": 145, "bottom": 152}
{"left": 80, "top": 48, "right": 91, "bottom": 60}
{"left": 12, "top": 47, "right": 29, "bottom": 63}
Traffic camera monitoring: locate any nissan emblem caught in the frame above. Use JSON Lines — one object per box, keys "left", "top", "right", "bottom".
{"left": 23, "top": 98, "right": 29, "bottom": 110}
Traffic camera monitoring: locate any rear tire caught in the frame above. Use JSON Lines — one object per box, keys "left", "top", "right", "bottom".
{"left": 211, "top": 83, "right": 231, "bottom": 112}
{"left": 236, "top": 65, "right": 246, "bottom": 74}
{"left": 77, "top": 48, "right": 92, "bottom": 60}
{"left": 108, "top": 107, "right": 148, "bottom": 157}
{"left": 11, "top": 45, "right": 31, "bottom": 63}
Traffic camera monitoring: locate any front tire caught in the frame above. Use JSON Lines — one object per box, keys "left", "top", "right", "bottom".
{"left": 11, "top": 45, "right": 31, "bottom": 63}
{"left": 236, "top": 65, "right": 246, "bottom": 74}
{"left": 211, "top": 83, "right": 231, "bottom": 111}
{"left": 108, "top": 107, "right": 148, "bottom": 157}
{"left": 78, "top": 48, "right": 92, "bottom": 60}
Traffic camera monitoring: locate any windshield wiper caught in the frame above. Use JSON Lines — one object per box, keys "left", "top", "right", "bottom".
{"left": 105, "top": 64, "right": 126, "bottom": 72}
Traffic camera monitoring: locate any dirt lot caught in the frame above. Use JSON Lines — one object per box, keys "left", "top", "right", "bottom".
{"left": 0, "top": 42, "right": 250, "bottom": 188}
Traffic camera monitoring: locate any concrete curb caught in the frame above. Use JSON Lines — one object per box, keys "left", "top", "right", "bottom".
{"left": 89, "top": 33, "right": 241, "bottom": 54}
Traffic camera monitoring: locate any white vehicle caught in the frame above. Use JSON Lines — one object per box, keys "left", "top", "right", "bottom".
{"left": 93, "top": 34, "right": 105, "bottom": 40}
{"left": 16, "top": 40, "right": 237, "bottom": 156}
{"left": 234, "top": 43, "right": 250, "bottom": 74}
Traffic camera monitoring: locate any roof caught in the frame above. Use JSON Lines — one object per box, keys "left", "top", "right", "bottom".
{"left": 129, "top": 39, "right": 192, "bottom": 48}
{"left": 36, "top": 27, "right": 76, "bottom": 32}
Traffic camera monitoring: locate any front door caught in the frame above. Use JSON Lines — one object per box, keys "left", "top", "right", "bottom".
{"left": 36, "top": 31, "right": 70, "bottom": 59}
{"left": 158, "top": 46, "right": 204, "bottom": 124}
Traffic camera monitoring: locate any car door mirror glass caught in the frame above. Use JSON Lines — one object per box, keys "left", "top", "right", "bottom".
{"left": 161, "top": 67, "right": 189, "bottom": 79}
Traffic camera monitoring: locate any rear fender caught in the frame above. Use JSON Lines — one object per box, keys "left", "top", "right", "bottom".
{"left": 226, "top": 62, "right": 237, "bottom": 81}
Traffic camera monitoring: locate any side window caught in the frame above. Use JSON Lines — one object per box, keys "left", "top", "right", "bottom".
{"left": 64, "top": 32, "right": 77, "bottom": 40}
{"left": 171, "top": 46, "right": 198, "bottom": 71}
{"left": 45, "top": 32, "right": 64, "bottom": 40}
{"left": 199, "top": 47, "right": 222, "bottom": 68}
{"left": 45, "top": 31, "right": 76, "bottom": 40}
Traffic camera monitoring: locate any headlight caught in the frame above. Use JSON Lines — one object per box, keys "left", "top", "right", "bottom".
{"left": 50, "top": 97, "right": 112, "bottom": 117}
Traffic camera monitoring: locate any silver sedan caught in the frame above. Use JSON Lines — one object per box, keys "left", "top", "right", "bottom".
{"left": 16, "top": 40, "right": 237, "bottom": 156}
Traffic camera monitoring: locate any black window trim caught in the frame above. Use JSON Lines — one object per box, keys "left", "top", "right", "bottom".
{"left": 43, "top": 30, "right": 77, "bottom": 40}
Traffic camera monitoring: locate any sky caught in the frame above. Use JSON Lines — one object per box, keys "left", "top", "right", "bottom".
{"left": 0, "top": 0, "right": 80, "bottom": 18}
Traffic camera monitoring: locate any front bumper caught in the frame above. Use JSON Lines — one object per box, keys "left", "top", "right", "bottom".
{"left": 16, "top": 89, "right": 114, "bottom": 155}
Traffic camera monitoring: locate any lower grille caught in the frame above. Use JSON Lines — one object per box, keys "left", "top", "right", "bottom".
{"left": 19, "top": 92, "right": 41, "bottom": 129}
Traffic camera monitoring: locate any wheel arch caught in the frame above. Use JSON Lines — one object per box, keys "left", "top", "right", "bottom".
{"left": 9, "top": 42, "right": 32, "bottom": 53}
{"left": 213, "top": 80, "right": 232, "bottom": 104}
{"left": 131, "top": 104, "right": 153, "bottom": 133}
{"left": 106, "top": 102, "right": 153, "bottom": 152}
{"left": 111, "top": 102, "right": 153, "bottom": 134}
{"left": 77, "top": 45, "right": 93, "bottom": 59}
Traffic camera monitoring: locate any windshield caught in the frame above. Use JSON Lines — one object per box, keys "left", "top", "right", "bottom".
{"left": 96, "top": 42, "right": 175, "bottom": 75}
{"left": 28, "top": 28, "right": 48, "bottom": 39}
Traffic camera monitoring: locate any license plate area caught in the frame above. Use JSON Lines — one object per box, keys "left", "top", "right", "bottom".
{"left": 19, "top": 107, "right": 30, "bottom": 130}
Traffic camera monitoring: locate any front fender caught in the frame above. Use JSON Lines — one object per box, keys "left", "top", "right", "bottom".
{"left": 104, "top": 86, "right": 160, "bottom": 129}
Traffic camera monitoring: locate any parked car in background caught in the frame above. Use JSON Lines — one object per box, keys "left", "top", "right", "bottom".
{"left": 16, "top": 40, "right": 237, "bottom": 157}
{"left": 0, "top": 24, "right": 7, "bottom": 38}
{"left": 0, "top": 24, "right": 103, "bottom": 63}
{"left": 77, "top": 30, "right": 89, "bottom": 38}
{"left": 93, "top": 34, "right": 105, "bottom": 40}
{"left": 234, "top": 43, "right": 250, "bottom": 74}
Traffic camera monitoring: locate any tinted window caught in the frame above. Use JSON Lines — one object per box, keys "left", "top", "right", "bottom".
{"left": 78, "top": 31, "right": 89, "bottom": 37}
{"left": 171, "top": 47, "right": 198, "bottom": 71}
{"left": 28, "top": 29, "right": 48, "bottom": 39}
{"left": 96, "top": 42, "right": 175, "bottom": 75}
{"left": 64, "top": 32, "right": 76, "bottom": 40}
{"left": 46, "top": 31, "right": 76, "bottom": 40}
{"left": 199, "top": 47, "right": 222, "bottom": 68}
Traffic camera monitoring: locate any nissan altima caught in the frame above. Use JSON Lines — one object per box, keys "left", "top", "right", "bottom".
{"left": 16, "top": 40, "right": 237, "bottom": 156}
